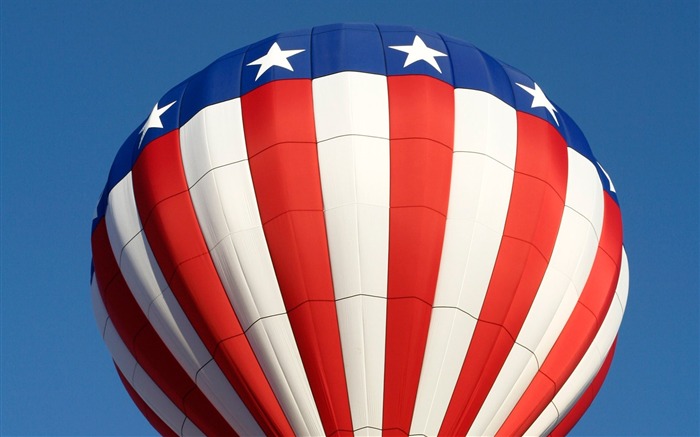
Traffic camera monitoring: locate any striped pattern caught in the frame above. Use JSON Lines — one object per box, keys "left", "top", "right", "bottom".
{"left": 91, "top": 24, "right": 627, "bottom": 436}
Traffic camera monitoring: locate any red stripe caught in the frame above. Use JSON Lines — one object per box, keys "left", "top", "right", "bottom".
{"left": 131, "top": 131, "right": 294, "bottom": 436}
{"left": 382, "top": 75, "right": 454, "bottom": 435}
{"left": 116, "top": 365, "right": 178, "bottom": 437}
{"left": 241, "top": 79, "right": 353, "bottom": 437}
{"left": 496, "top": 193, "right": 622, "bottom": 436}
{"left": 439, "top": 112, "right": 568, "bottom": 435}
{"left": 549, "top": 339, "right": 618, "bottom": 437}
{"left": 91, "top": 220, "right": 120, "bottom": 294}
{"left": 91, "top": 220, "right": 239, "bottom": 436}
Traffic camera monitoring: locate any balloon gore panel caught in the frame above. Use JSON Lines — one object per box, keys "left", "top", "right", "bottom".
{"left": 91, "top": 23, "right": 627, "bottom": 436}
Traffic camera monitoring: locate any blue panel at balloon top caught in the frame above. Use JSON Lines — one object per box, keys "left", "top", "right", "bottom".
{"left": 311, "top": 23, "right": 387, "bottom": 78}
{"left": 443, "top": 35, "right": 516, "bottom": 108}
{"left": 179, "top": 48, "right": 246, "bottom": 126}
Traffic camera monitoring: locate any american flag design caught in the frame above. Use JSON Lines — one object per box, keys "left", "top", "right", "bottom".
{"left": 91, "top": 24, "right": 628, "bottom": 436}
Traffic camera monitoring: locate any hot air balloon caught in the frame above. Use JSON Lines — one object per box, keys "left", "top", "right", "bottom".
{"left": 90, "top": 24, "right": 628, "bottom": 436}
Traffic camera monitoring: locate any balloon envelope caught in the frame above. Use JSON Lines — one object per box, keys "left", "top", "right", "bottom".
{"left": 91, "top": 23, "right": 628, "bottom": 436}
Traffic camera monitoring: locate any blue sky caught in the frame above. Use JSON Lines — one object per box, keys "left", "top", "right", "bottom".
{"left": 1, "top": 1, "right": 697, "bottom": 435}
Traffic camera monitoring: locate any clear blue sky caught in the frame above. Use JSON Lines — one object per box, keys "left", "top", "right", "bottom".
{"left": 1, "top": 1, "right": 697, "bottom": 435}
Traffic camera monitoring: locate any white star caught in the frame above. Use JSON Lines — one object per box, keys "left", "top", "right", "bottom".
{"left": 247, "top": 42, "right": 305, "bottom": 81}
{"left": 516, "top": 82, "right": 559, "bottom": 126}
{"left": 139, "top": 101, "right": 176, "bottom": 147}
{"left": 389, "top": 35, "right": 447, "bottom": 73}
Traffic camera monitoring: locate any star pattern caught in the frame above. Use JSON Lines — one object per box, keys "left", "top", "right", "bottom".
{"left": 389, "top": 35, "right": 447, "bottom": 73}
{"left": 516, "top": 82, "right": 559, "bottom": 126}
{"left": 247, "top": 42, "right": 305, "bottom": 81}
{"left": 139, "top": 101, "right": 176, "bottom": 147}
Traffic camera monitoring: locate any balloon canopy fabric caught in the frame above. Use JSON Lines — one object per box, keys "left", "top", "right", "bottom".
{"left": 90, "top": 23, "right": 628, "bottom": 436}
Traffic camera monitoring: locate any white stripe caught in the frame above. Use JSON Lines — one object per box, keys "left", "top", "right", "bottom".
{"left": 410, "top": 89, "right": 517, "bottom": 436}
{"left": 92, "top": 287, "right": 194, "bottom": 436}
{"left": 436, "top": 89, "right": 518, "bottom": 312}
{"left": 615, "top": 248, "right": 630, "bottom": 313}
{"left": 527, "top": 249, "right": 629, "bottom": 436}
{"left": 335, "top": 296, "right": 387, "bottom": 435}
{"left": 104, "top": 173, "right": 141, "bottom": 266}
{"left": 151, "top": 289, "right": 265, "bottom": 436}
{"left": 527, "top": 405, "right": 558, "bottom": 437}
{"left": 313, "top": 72, "right": 390, "bottom": 435}
{"left": 104, "top": 172, "right": 263, "bottom": 435}
{"left": 189, "top": 354, "right": 263, "bottom": 436}
{"left": 313, "top": 71, "right": 390, "bottom": 142}
{"left": 179, "top": 96, "right": 248, "bottom": 185}
{"left": 180, "top": 418, "right": 205, "bottom": 437}
{"left": 132, "top": 364, "right": 205, "bottom": 437}
{"left": 411, "top": 307, "right": 478, "bottom": 435}
{"left": 531, "top": 151, "right": 605, "bottom": 361}
{"left": 91, "top": 276, "right": 134, "bottom": 380}
{"left": 105, "top": 174, "right": 207, "bottom": 378}
{"left": 180, "top": 99, "right": 323, "bottom": 436}
{"left": 471, "top": 148, "right": 605, "bottom": 435}
{"left": 566, "top": 152, "right": 606, "bottom": 241}
{"left": 316, "top": 136, "right": 391, "bottom": 300}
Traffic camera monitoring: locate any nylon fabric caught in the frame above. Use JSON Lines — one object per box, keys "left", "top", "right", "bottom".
{"left": 383, "top": 75, "right": 454, "bottom": 435}
{"left": 117, "top": 367, "right": 180, "bottom": 437}
{"left": 313, "top": 71, "right": 391, "bottom": 436}
{"left": 95, "top": 289, "right": 196, "bottom": 436}
{"left": 496, "top": 194, "right": 623, "bottom": 436}
{"left": 439, "top": 112, "right": 568, "bottom": 436}
{"left": 529, "top": 249, "right": 628, "bottom": 435}
{"left": 409, "top": 89, "right": 517, "bottom": 437}
{"left": 181, "top": 98, "right": 324, "bottom": 435}
{"left": 91, "top": 24, "right": 628, "bottom": 437}
{"left": 131, "top": 130, "right": 294, "bottom": 435}
{"left": 92, "top": 220, "right": 242, "bottom": 436}
{"left": 469, "top": 148, "right": 605, "bottom": 435}
{"left": 548, "top": 340, "right": 617, "bottom": 436}
{"left": 241, "top": 78, "right": 354, "bottom": 437}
